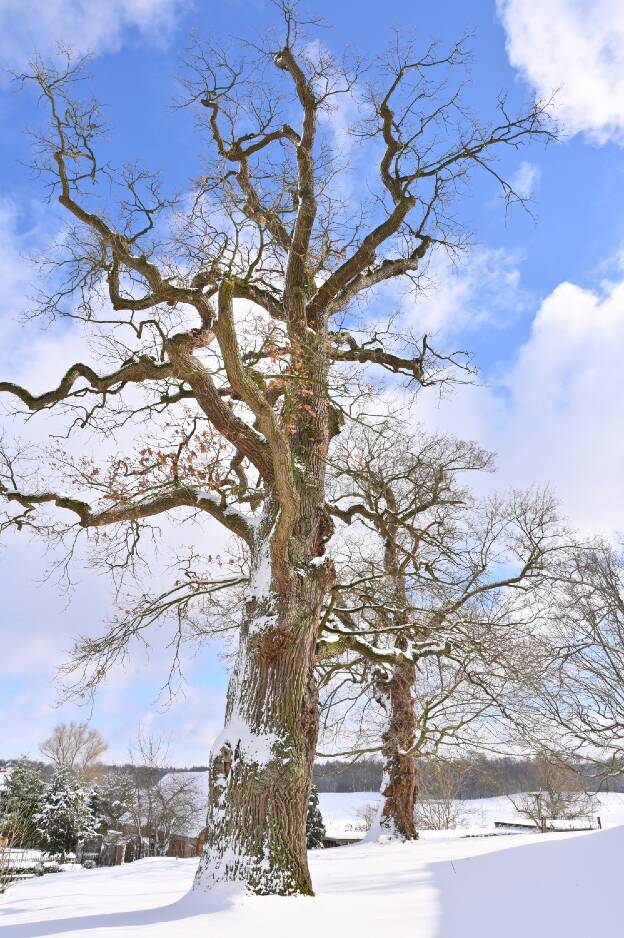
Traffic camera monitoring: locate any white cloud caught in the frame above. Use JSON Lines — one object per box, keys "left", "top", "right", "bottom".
{"left": 421, "top": 269, "right": 624, "bottom": 536}
{"left": 0, "top": 0, "right": 188, "bottom": 65}
{"left": 510, "top": 160, "right": 540, "bottom": 199}
{"left": 0, "top": 201, "right": 231, "bottom": 763}
{"left": 498, "top": 0, "right": 624, "bottom": 143}
{"left": 0, "top": 520, "right": 229, "bottom": 762}
{"left": 402, "top": 246, "right": 527, "bottom": 340}
{"left": 0, "top": 200, "right": 42, "bottom": 346}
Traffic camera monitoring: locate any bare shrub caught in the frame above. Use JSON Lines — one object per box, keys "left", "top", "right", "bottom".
{"left": 413, "top": 760, "right": 470, "bottom": 830}
{"left": 508, "top": 754, "right": 599, "bottom": 829}
{"left": 353, "top": 802, "right": 379, "bottom": 832}
{"left": 0, "top": 816, "right": 38, "bottom": 894}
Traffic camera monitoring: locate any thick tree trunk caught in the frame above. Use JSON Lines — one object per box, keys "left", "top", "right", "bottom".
{"left": 370, "top": 492, "right": 419, "bottom": 842}
{"left": 194, "top": 296, "right": 333, "bottom": 894}
{"left": 376, "top": 660, "right": 419, "bottom": 841}
{"left": 193, "top": 536, "right": 327, "bottom": 896}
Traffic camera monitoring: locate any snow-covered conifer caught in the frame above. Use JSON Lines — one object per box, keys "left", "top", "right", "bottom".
{"left": 0, "top": 759, "right": 46, "bottom": 847}
{"left": 306, "top": 785, "right": 326, "bottom": 849}
{"left": 35, "top": 767, "right": 96, "bottom": 857}
{"left": 94, "top": 770, "right": 135, "bottom": 832}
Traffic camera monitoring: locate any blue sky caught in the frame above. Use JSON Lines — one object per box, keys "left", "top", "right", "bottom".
{"left": 1, "top": 0, "right": 623, "bottom": 763}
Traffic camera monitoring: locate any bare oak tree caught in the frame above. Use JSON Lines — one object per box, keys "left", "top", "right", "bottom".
{"left": 40, "top": 722, "right": 107, "bottom": 782}
{"left": 318, "top": 423, "right": 564, "bottom": 840}
{"left": 536, "top": 542, "right": 624, "bottom": 777}
{"left": 0, "top": 5, "right": 553, "bottom": 894}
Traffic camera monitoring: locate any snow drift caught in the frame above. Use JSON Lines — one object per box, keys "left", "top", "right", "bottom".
{"left": 1, "top": 796, "right": 623, "bottom": 937}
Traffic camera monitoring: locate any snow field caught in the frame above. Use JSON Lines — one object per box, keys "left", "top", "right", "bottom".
{"left": 2, "top": 792, "right": 624, "bottom": 937}
{"left": 319, "top": 789, "right": 624, "bottom": 838}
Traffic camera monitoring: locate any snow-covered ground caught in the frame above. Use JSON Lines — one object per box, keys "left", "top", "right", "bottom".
{"left": 319, "top": 789, "right": 624, "bottom": 838}
{"left": 318, "top": 791, "right": 380, "bottom": 837}
{"left": 2, "top": 792, "right": 624, "bottom": 937}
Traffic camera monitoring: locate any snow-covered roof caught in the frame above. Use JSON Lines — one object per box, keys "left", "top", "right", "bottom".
{"left": 159, "top": 771, "right": 209, "bottom": 837}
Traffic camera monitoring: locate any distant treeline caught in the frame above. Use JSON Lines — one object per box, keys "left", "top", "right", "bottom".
{"left": 4, "top": 755, "right": 624, "bottom": 797}
{"left": 0, "top": 759, "right": 186, "bottom": 787}
{"left": 313, "top": 755, "right": 624, "bottom": 796}
{"left": 313, "top": 758, "right": 383, "bottom": 792}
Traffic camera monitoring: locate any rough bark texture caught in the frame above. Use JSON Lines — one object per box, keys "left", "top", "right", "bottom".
{"left": 195, "top": 532, "right": 329, "bottom": 895}
{"left": 379, "top": 659, "right": 419, "bottom": 840}
{"left": 377, "top": 488, "right": 419, "bottom": 840}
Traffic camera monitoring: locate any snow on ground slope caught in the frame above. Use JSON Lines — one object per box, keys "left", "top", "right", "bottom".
{"left": 2, "top": 797, "right": 624, "bottom": 937}
{"left": 319, "top": 789, "right": 624, "bottom": 837}
{"left": 318, "top": 791, "right": 380, "bottom": 837}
